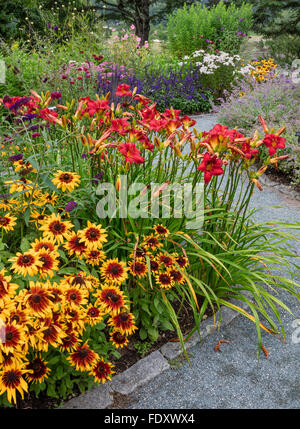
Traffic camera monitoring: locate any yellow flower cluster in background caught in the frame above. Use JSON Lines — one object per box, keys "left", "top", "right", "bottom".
{"left": 249, "top": 58, "right": 278, "bottom": 82}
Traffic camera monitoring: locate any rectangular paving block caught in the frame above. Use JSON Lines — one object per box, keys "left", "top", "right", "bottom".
{"left": 60, "top": 383, "right": 113, "bottom": 409}
{"left": 110, "top": 350, "right": 170, "bottom": 395}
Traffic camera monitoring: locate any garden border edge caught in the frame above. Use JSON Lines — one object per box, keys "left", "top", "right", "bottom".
{"left": 60, "top": 293, "right": 252, "bottom": 409}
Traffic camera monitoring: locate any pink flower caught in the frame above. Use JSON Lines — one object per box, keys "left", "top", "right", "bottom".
{"left": 130, "top": 24, "right": 135, "bottom": 30}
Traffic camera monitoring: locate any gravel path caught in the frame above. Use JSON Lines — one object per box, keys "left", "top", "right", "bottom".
{"left": 125, "top": 114, "right": 300, "bottom": 409}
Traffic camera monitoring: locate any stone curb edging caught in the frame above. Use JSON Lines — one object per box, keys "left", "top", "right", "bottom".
{"left": 61, "top": 294, "right": 252, "bottom": 409}
{"left": 259, "top": 173, "right": 300, "bottom": 201}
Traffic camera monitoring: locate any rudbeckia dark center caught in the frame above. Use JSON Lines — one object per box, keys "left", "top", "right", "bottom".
{"left": 11, "top": 315, "right": 20, "bottom": 322}
{"left": 53, "top": 222, "right": 63, "bottom": 232}
{"left": 0, "top": 217, "right": 9, "bottom": 225}
{"left": 63, "top": 174, "right": 71, "bottom": 181}
{"left": 32, "top": 294, "right": 42, "bottom": 303}
{"left": 120, "top": 313, "right": 129, "bottom": 322}
{"left": 110, "top": 265, "right": 121, "bottom": 275}
{"left": 78, "top": 349, "right": 88, "bottom": 358}
{"left": 70, "top": 293, "right": 78, "bottom": 300}
{"left": 160, "top": 274, "right": 170, "bottom": 283}
{"left": 22, "top": 255, "right": 32, "bottom": 264}
{"left": 6, "top": 371, "right": 19, "bottom": 384}
{"left": 73, "top": 276, "right": 85, "bottom": 285}
{"left": 114, "top": 332, "right": 125, "bottom": 342}
{"left": 32, "top": 361, "right": 43, "bottom": 372}
{"left": 134, "top": 263, "right": 144, "bottom": 272}
{"left": 6, "top": 332, "right": 13, "bottom": 341}
{"left": 88, "top": 229, "right": 99, "bottom": 239}
{"left": 107, "top": 291, "right": 119, "bottom": 302}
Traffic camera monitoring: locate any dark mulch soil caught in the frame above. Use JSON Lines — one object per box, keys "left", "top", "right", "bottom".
{"left": 11, "top": 296, "right": 216, "bottom": 409}
{"left": 265, "top": 166, "right": 300, "bottom": 194}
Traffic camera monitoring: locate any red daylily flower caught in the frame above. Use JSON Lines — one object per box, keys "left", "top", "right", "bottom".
{"left": 263, "top": 134, "right": 286, "bottom": 156}
{"left": 198, "top": 152, "right": 224, "bottom": 184}
{"left": 181, "top": 115, "right": 197, "bottom": 128}
{"left": 111, "top": 118, "right": 131, "bottom": 136}
{"left": 241, "top": 142, "right": 259, "bottom": 160}
{"left": 118, "top": 143, "right": 145, "bottom": 164}
{"left": 115, "top": 84, "right": 132, "bottom": 97}
{"left": 202, "top": 124, "right": 244, "bottom": 153}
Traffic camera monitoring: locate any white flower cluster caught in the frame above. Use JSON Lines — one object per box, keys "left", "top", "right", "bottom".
{"left": 178, "top": 50, "right": 253, "bottom": 76}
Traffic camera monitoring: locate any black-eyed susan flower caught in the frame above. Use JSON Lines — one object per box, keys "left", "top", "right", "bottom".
{"left": 86, "top": 274, "right": 100, "bottom": 290}
{"left": 42, "top": 191, "right": 58, "bottom": 206}
{"left": 108, "top": 311, "right": 137, "bottom": 336}
{"left": 110, "top": 330, "right": 129, "bottom": 349}
{"left": 64, "top": 233, "right": 88, "bottom": 258}
{"left": 85, "top": 305, "right": 104, "bottom": 326}
{"left": 84, "top": 249, "right": 106, "bottom": 266}
{"left": 0, "top": 364, "right": 29, "bottom": 404}
{"left": 100, "top": 259, "right": 128, "bottom": 284}
{"left": 157, "top": 252, "right": 174, "bottom": 269}
{"left": 0, "top": 269, "right": 19, "bottom": 301}
{"left": 39, "top": 212, "right": 73, "bottom": 244}
{"left": 0, "top": 213, "right": 17, "bottom": 232}
{"left": 5, "top": 178, "right": 33, "bottom": 196}
{"left": 9, "top": 308, "right": 29, "bottom": 326}
{"left": 30, "top": 209, "right": 48, "bottom": 227}
{"left": 129, "top": 247, "right": 148, "bottom": 260}
{"left": 64, "top": 285, "right": 89, "bottom": 308}
{"left": 149, "top": 259, "right": 159, "bottom": 274}
{"left": 64, "top": 308, "right": 86, "bottom": 334}
{"left": 61, "top": 272, "right": 93, "bottom": 291}
{"left": 96, "top": 285, "right": 127, "bottom": 315}
{"left": 143, "top": 234, "right": 163, "bottom": 251}
{"left": 170, "top": 269, "right": 185, "bottom": 285}
{"left": 78, "top": 221, "right": 107, "bottom": 250}
{"left": 1, "top": 322, "right": 26, "bottom": 353}
{"left": 23, "top": 282, "right": 52, "bottom": 316}
{"left": 0, "top": 194, "right": 17, "bottom": 212}
{"left": 9, "top": 251, "right": 43, "bottom": 277}
{"left": 44, "top": 281, "right": 64, "bottom": 307}
{"left": 153, "top": 224, "right": 169, "bottom": 237}
{"left": 52, "top": 170, "right": 81, "bottom": 193}
{"left": 39, "top": 324, "right": 63, "bottom": 352}
{"left": 0, "top": 351, "right": 24, "bottom": 368}
{"left": 25, "top": 356, "right": 50, "bottom": 384}
{"left": 67, "top": 342, "right": 99, "bottom": 372}
{"left": 174, "top": 254, "right": 188, "bottom": 269}
{"left": 90, "top": 358, "right": 115, "bottom": 384}
{"left": 30, "top": 237, "right": 59, "bottom": 254}
{"left": 60, "top": 331, "right": 80, "bottom": 353}
{"left": 128, "top": 260, "right": 147, "bottom": 278}
{"left": 155, "top": 272, "right": 175, "bottom": 290}
{"left": 36, "top": 249, "right": 59, "bottom": 279}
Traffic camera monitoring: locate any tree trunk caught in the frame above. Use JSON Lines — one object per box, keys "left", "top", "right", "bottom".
{"left": 134, "top": 0, "right": 150, "bottom": 45}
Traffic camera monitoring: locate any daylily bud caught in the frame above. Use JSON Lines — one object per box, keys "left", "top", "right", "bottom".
{"left": 256, "top": 165, "right": 268, "bottom": 176}
{"left": 275, "top": 126, "right": 286, "bottom": 136}
{"left": 258, "top": 116, "right": 269, "bottom": 134}
{"left": 252, "top": 178, "right": 263, "bottom": 191}
{"left": 116, "top": 177, "right": 121, "bottom": 192}
{"left": 270, "top": 155, "right": 289, "bottom": 164}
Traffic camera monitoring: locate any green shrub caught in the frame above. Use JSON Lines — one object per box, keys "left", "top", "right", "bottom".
{"left": 167, "top": 1, "right": 253, "bottom": 57}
